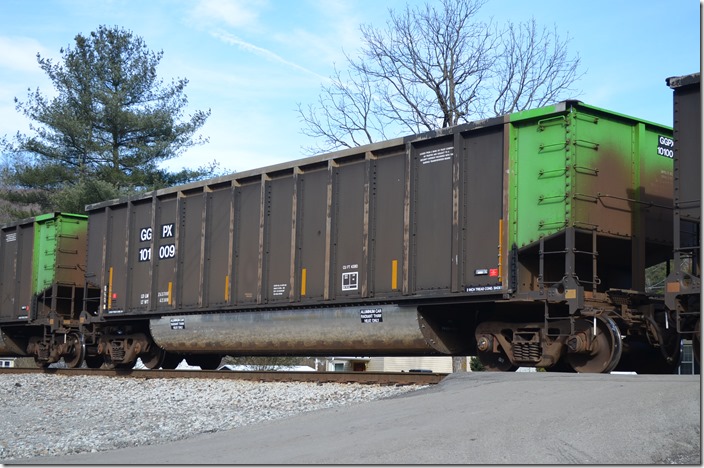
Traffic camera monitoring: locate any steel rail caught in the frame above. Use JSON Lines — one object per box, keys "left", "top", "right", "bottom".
{"left": 0, "top": 367, "right": 447, "bottom": 385}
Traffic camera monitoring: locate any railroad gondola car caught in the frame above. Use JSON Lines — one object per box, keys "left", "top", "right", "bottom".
{"left": 665, "top": 73, "right": 701, "bottom": 363}
{"left": 0, "top": 94, "right": 692, "bottom": 373}
{"left": 0, "top": 213, "right": 95, "bottom": 367}
{"left": 78, "top": 99, "right": 676, "bottom": 373}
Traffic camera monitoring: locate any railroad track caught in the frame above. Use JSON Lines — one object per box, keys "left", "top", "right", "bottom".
{"left": 0, "top": 367, "right": 447, "bottom": 385}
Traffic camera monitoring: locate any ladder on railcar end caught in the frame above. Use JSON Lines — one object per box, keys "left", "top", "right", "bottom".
{"left": 674, "top": 293, "right": 700, "bottom": 337}
{"left": 669, "top": 202, "right": 701, "bottom": 336}
{"left": 36, "top": 282, "right": 81, "bottom": 331}
{"left": 672, "top": 248, "right": 701, "bottom": 336}
{"left": 540, "top": 228, "right": 600, "bottom": 338}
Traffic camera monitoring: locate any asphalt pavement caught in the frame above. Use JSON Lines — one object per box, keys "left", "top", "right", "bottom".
{"left": 7, "top": 372, "right": 701, "bottom": 464}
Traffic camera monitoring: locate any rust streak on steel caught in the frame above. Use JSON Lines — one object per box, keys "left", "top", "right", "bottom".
{"left": 0, "top": 368, "right": 448, "bottom": 385}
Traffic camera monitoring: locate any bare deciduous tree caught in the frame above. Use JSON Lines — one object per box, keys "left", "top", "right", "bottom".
{"left": 298, "top": 65, "right": 387, "bottom": 154}
{"left": 298, "top": 0, "right": 582, "bottom": 154}
{"left": 491, "top": 18, "right": 582, "bottom": 116}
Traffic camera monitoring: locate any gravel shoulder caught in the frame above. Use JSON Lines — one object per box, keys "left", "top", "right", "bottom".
{"left": 0, "top": 374, "right": 424, "bottom": 462}
{"left": 1, "top": 372, "right": 700, "bottom": 465}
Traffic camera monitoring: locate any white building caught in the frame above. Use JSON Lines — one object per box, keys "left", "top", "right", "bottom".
{"left": 322, "top": 356, "right": 463, "bottom": 373}
{"left": 0, "top": 358, "right": 16, "bottom": 368}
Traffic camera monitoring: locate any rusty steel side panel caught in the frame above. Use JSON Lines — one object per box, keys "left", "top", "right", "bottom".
{"left": 297, "top": 167, "right": 328, "bottom": 301}
{"left": 178, "top": 191, "right": 205, "bottom": 309}
{"left": 104, "top": 205, "right": 128, "bottom": 315}
{"left": 0, "top": 225, "right": 20, "bottom": 323}
{"left": 234, "top": 181, "right": 262, "bottom": 305}
{"left": 665, "top": 73, "right": 701, "bottom": 316}
{"left": 127, "top": 200, "right": 153, "bottom": 312}
{"left": 570, "top": 109, "right": 673, "bottom": 247}
{"left": 265, "top": 173, "right": 296, "bottom": 303}
{"left": 370, "top": 151, "right": 406, "bottom": 298}
{"left": 406, "top": 126, "right": 506, "bottom": 296}
{"left": 570, "top": 113, "right": 634, "bottom": 238}
{"left": 154, "top": 196, "right": 177, "bottom": 311}
{"left": 670, "top": 72, "right": 701, "bottom": 280}
{"left": 411, "top": 136, "right": 455, "bottom": 292}
{"left": 461, "top": 126, "right": 506, "bottom": 293}
{"left": 0, "top": 222, "right": 34, "bottom": 323}
{"left": 671, "top": 73, "right": 701, "bottom": 224}
{"left": 672, "top": 74, "right": 701, "bottom": 263}
{"left": 84, "top": 209, "right": 105, "bottom": 314}
{"left": 332, "top": 159, "right": 367, "bottom": 300}
{"left": 86, "top": 209, "right": 106, "bottom": 309}
{"left": 205, "top": 186, "right": 234, "bottom": 308}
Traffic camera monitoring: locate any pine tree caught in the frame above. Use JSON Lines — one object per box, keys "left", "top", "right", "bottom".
{"left": 1, "top": 25, "right": 215, "bottom": 219}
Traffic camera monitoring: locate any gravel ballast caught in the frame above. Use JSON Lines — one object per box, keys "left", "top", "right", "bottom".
{"left": 0, "top": 373, "right": 426, "bottom": 461}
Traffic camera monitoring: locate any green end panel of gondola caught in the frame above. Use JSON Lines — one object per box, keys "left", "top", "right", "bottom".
{"left": 32, "top": 213, "right": 89, "bottom": 294}
{"left": 507, "top": 102, "right": 673, "bottom": 250}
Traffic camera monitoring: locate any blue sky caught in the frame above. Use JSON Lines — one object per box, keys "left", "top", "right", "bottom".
{"left": 0, "top": 0, "right": 700, "bottom": 175}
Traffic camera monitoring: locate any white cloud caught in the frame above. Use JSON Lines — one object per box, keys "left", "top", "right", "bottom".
{"left": 271, "top": 0, "right": 368, "bottom": 66}
{"left": 0, "top": 37, "right": 58, "bottom": 140}
{"left": 0, "top": 36, "right": 48, "bottom": 73}
{"left": 211, "top": 29, "right": 328, "bottom": 81}
{"left": 188, "top": 0, "right": 268, "bottom": 30}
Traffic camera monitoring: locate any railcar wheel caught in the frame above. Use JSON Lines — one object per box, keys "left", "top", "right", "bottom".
{"left": 565, "top": 315, "right": 622, "bottom": 373}
{"left": 477, "top": 349, "right": 518, "bottom": 372}
{"left": 141, "top": 346, "right": 166, "bottom": 370}
{"left": 64, "top": 333, "right": 85, "bottom": 369}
